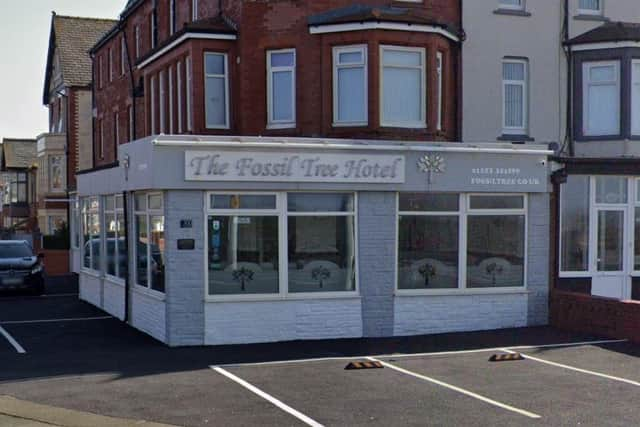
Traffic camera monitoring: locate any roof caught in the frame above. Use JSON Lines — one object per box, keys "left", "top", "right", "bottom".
{"left": 307, "top": 4, "right": 457, "bottom": 31}
{"left": 43, "top": 13, "right": 117, "bottom": 104}
{"left": 1, "top": 139, "right": 37, "bottom": 170}
{"left": 567, "top": 21, "right": 640, "bottom": 45}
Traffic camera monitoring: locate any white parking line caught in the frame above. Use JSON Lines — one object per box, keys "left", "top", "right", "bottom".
{"left": 500, "top": 348, "right": 640, "bottom": 387}
{"left": 0, "top": 325, "right": 26, "bottom": 354}
{"left": 0, "top": 316, "right": 112, "bottom": 325}
{"left": 212, "top": 366, "right": 324, "bottom": 427}
{"left": 366, "top": 357, "right": 541, "bottom": 419}
{"left": 214, "top": 338, "right": 628, "bottom": 368}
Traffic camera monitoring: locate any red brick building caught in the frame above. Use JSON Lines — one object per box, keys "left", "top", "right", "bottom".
{"left": 91, "top": 0, "right": 462, "bottom": 166}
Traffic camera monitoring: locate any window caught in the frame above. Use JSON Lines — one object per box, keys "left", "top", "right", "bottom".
{"left": 121, "top": 36, "right": 127, "bottom": 76}
{"left": 267, "top": 49, "right": 296, "bottom": 128}
{"left": 206, "top": 192, "right": 358, "bottom": 297}
{"left": 135, "top": 25, "right": 140, "bottom": 59}
{"left": 49, "top": 156, "right": 64, "bottom": 192}
{"left": 177, "top": 60, "right": 183, "bottom": 133}
{"left": 579, "top": 0, "right": 602, "bottom": 14}
{"left": 170, "top": 0, "right": 176, "bottom": 35}
{"left": 204, "top": 52, "right": 229, "bottom": 129}
{"left": 150, "top": 12, "right": 157, "bottom": 50}
{"left": 436, "top": 51, "right": 443, "bottom": 131}
{"left": 192, "top": 0, "right": 198, "bottom": 21}
{"left": 128, "top": 105, "right": 134, "bottom": 142}
{"left": 333, "top": 45, "right": 367, "bottom": 126}
{"left": 109, "top": 47, "right": 114, "bottom": 82}
{"left": 98, "top": 119, "right": 104, "bottom": 159}
{"left": 9, "top": 172, "right": 28, "bottom": 203}
{"left": 81, "top": 196, "right": 101, "bottom": 272}
{"left": 186, "top": 56, "right": 193, "bottom": 131}
{"left": 150, "top": 75, "right": 157, "bottom": 134}
{"left": 583, "top": 61, "right": 619, "bottom": 136}
{"left": 398, "top": 193, "right": 527, "bottom": 290}
{"left": 169, "top": 65, "right": 174, "bottom": 134}
{"left": 380, "top": 46, "right": 426, "bottom": 128}
{"left": 134, "top": 192, "right": 165, "bottom": 292}
{"left": 97, "top": 56, "right": 103, "bottom": 89}
{"left": 105, "top": 194, "right": 127, "bottom": 280}
{"left": 632, "top": 60, "right": 640, "bottom": 136}
{"left": 499, "top": 0, "right": 524, "bottom": 9}
{"left": 159, "top": 70, "right": 166, "bottom": 133}
{"left": 114, "top": 111, "right": 120, "bottom": 145}
{"left": 502, "top": 59, "right": 527, "bottom": 135}
{"left": 287, "top": 193, "right": 356, "bottom": 293}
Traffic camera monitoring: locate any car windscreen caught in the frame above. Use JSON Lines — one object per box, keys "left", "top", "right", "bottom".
{"left": 0, "top": 244, "right": 33, "bottom": 258}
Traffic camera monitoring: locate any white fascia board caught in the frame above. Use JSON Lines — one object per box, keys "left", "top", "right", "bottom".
{"left": 309, "top": 22, "right": 459, "bottom": 43}
{"left": 571, "top": 41, "right": 640, "bottom": 51}
{"left": 137, "top": 32, "right": 237, "bottom": 69}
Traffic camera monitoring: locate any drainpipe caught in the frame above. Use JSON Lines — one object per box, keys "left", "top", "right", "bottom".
{"left": 563, "top": 0, "right": 574, "bottom": 156}
{"left": 122, "top": 190, "right": 130, "bottom": 322}
{"left": 457, "top": 0, "right": 464, "bottom": 142}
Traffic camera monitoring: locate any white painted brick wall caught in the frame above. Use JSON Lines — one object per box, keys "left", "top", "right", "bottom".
{"left": 394, "top": 293, "right": 528, "bottom": 336}
{"left": 103, "top": 280, "right": 125, "bottom": 320}
{"left": 205, "top": 299, "right": 363, "bottom": 345}
{"left": 79, "top": 273, "right": 101, "bottom": 308}
{"left": 131, "top": 289, "right": 167, "bottom": 342}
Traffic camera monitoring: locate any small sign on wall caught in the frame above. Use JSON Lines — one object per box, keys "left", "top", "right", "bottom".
{"left": 180, "top": 219, "right": 193, "bottom": 228}
{"left": 177, "top": 239, "right": 195, "bottom": 250}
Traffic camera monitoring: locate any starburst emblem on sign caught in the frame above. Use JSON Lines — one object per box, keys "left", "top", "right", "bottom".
{"left": 417, "top": 154, "right": 446, "bottom": 183}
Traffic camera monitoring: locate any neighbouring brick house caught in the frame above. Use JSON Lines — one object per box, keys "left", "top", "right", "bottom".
{"left": 0, "top": 138, "right": 37, "bottom": 236}
{"left": 41, "top": 13, "right": 117, "bottom": 273}
{"left": 76, "top": 0, "right": 551, "bottom": 346}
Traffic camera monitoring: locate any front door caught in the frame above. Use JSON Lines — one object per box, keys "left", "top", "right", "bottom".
{"left": 592, "top": 207, "right": 629, "bottom": 299}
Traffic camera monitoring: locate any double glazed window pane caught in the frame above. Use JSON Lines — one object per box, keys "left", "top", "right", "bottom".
{"left": 106, "top": 212, "right": 116, "bottom": 276}
{"left": 579, "top": 0, "right": 600, "bottom": 11}
{"left": 597, "top": 211, "right": 624, "bottom": 272}
{"left": 288, "top": 216, "right": 355, "bottom": 293}
{"left": 272, "top": 71, "right": 293, "bottom": 121}
{"left": 399, "top": 193, "right": 459, "bottom": 212}
{"left": 595, "top": 176, "right": 627, "bottom": 204}
{"left": 398, "top": 215, "right": 459, "bottom": 289}
{"left": 560, "top": 176, "right": 590, "bottom": 272}
{"left": 633, "top": 63, "right": 640, "bottom": 135}
{"left": 135, "top": 215, "right": 148, "bottom": 287}
{"left": 584, "top": 63, "right": 619, "bottom": 136}
{"left": 211, "top": 194, "right": 276, "bottom": 210}
{"left": 150, "top": 216, "right": 165, "bottom": 292}
{"left": 503, "top": 62, "right": 525, "bottom": 130}
{"left": 205, "top": 76, "right": 226, "bottom": 126}
{"left": 467, "top": 215, "right": 525, "bottom": 288}
{"left": 288, "top": 193, "right": 353, "bottom": 212}
{"left": 470, "top": 195, "right": 524, "bottom": 210}
{"left": 382, "top": 48, "right": 423, "bottom": 125}
{"left": 337, "top": 67, "right": 366, "bottom": 122}
{"left": 208, "top": 216, "right": 279, "bottom": 295}
{"left": 116, "top": 212, "right": 127, "bottom": 279}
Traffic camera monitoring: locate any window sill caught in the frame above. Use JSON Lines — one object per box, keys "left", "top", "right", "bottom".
{"left": 205, "top": 125, "right": 230, "bottom": 130}
{"left": 133, "top": 284, "right": 166, "bottom": 301}
{"left": 380, "top": 122, "right": 427, "bottom": 130}
{"left": 395, "top": 287, "right": 531, "bottom": 297}
{"left": 332, "top": 122, "right": 368, "bottom": 128}
{"left": 80, "top": 268, "right": 102, "bottom": 279}
{"left": 493, "top": 8, "right": 532, "bottom": 17}
{"left": 497, "top": 134, "right": 535, "bottom": 142}
{"left": 574, "top": 14, "right": 608, "bottom": 22}
{"left": 104, "top": 275, "right": 126, "bottom": 287}
{"left": 206, "top": 293, "right": 361, "bottom": 303}
{"left": 266, "top": 123, "right": 296, "bottom": 130}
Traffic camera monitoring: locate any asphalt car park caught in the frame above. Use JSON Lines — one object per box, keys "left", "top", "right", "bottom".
{"left": 1, "top": 284, "right": 640, "bottom": 426}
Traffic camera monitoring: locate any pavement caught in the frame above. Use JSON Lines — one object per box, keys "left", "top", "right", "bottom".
{"left": 1, "top": 277, "right": 640, "bottom": 426}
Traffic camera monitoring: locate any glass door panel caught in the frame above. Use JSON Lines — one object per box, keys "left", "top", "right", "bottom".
{"left": 597, "top": 210, "right": 624, "bottom": 272}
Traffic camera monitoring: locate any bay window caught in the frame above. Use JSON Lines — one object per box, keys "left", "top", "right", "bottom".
{"left": 502, "top": 59, "right": 528, "bottom": 135}
{"left": 333, "top": 45, "right": 367, "bottom": 126}
{"left": 267, "top": 49, "right": 296, "bottom": 128}
{"left": 632, "top": 60, "right": 640, "bottom": 136}
{"left": 204, "top": 52, "right": 229, "bottom": 129}
{"left": 380, "top": 46, "right": 425, "bottom": 128}
{"left": 582, "top": 61, "right": 619, "bottom": 136}
{"left": 134, "top": 192, "right": 165, "bottom": 292}
{"left": 398, "top": 193, "right": 527, "bottom": 291}
{"left": 206, "top": 192, "right": 357, "bottom": 297}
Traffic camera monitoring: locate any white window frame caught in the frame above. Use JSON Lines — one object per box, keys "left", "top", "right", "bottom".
{"left": 578, "top": 0, "right": 603, "bottom": 15}
{"left": 114, "top": 111, "right": 119, "bottom": 145}
{"left": 436, "top": 51, "right": 443, "bottom": 131}
{"left": 395, "top": 193, "right": 528, "bottom": 295}
{"left": 332, "top": 45, "right": 368, "bottom": 127}
{"left": 204, "top": 52, "right": 230, "bottom": 129}
{"left": 632, "top": 59, "right": 640, "bottom": 136}
{"left": 582, "top": 60, "right": 620, "bottom": 137}
{"left": 177, "top": 60, "right": 183, "bottom": 133}
{"left": 104, "top": 194, "right": 125, "bottom": 283}
{"left": 121, "top": 36, "right": 127, "bottom": 76}
{"left": 204, "top": 192, "right": 359, "bottom": 302}
{"left": 109, "top": 47, "right": 114, "bottom": 82}
{"left": 192, "top": 0, "right": 198, "bottom": 21}
{"left": 150, "top": 75, "right": 157, "bottom": 134}
{"left": 267, "top": 49, "right": 296, "bottom": 129}
{"left": 98, "top": 56, "right": 103, "bottom": 89}
{"left": 169, "top": 65, "right": 174, "bottom": 134}
{"left": 499, "top": 0, "right": 525, "bottom": 10}
{"left": 186, "top": 56, "right": 193, "bottom": 131}
{"left": 379, "top": 45, "right": 426, "bottom": 129}
{"left": 134, "top": 192, "right": 165, "bottom": 295}
{"left": 135, "top": 25, "right": 140, "bottom": 59}
{"left": 150, "top": 13, "right": 156, "bottom": 49}
{"left": 99, "top": 119, "right": 104, "bottom": 158}
{"left": 170, "top": 0, "right": 176, "bottom": 35}
{"left": 502, "top": 58, "right": 528, "bottom": 135}
{"left": 128, "top": 105, "right": 134, "bottom": 141}
{"left": 159, "top": 70, "right": 166, "bottom": 133}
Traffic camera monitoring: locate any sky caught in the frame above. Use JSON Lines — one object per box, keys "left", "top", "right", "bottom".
{"left": 0, "top": 1, "right": 127, "bottom": 141}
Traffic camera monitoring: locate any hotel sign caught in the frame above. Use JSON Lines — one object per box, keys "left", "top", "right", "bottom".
{"left": 185, "top": 151, "right": 406, "bottom": 183}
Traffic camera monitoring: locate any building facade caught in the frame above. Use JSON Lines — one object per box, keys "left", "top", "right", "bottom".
{"left": 41, "top": 13, "right": 116, "bottom": 273}
{"left": 0, "top": 139, "right": 37, "bottom": 235}
{"left": 77, "top": 0, "right": 552, "bottom": 346}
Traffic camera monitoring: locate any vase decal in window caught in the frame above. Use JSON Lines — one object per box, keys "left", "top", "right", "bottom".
{"left": 486, "top": 262, "right": 505, "bottom": 285}
{"left": 232, "top": 267, "right": 254, "bottom": 291}
{"left": 419, "top": 263, "right": 436, "bottom": 287}
{"left": 311, "top": 266, "right": 331, "bottom": 288}
{"left": 417, "top": 153, "right": 446, "bottom": 184}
